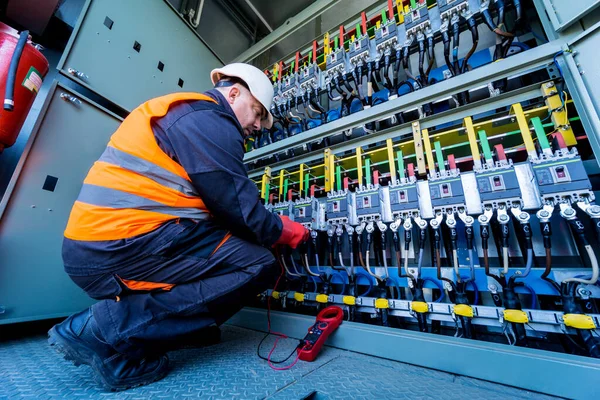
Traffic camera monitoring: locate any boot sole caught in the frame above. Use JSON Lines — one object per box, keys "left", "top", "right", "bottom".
{"left": 48, "top": 325, "right": 92, "bottom": 367}
{"left": 48, "top": 326, "right": 169, "bottom": 391}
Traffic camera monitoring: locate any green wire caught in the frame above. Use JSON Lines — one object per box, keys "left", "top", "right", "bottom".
{"left": 365, "top": 158, "right": 371, "bottom": 186}
{"left": 397, "top": 150, "right": 405, "bottom": 179}
{"left": 283, "top": 178, "right": 289, "bottom": 200}
{"left": 264, "top": 183, "right": 270, "bottom": 205}
{"left": 531, "top": 117, "right": 551, "bottom": 150}
{"left": 381, "top": 10, "right": 387, "bottom": 25}
{"left": 434, "top": 141, "right": 445, "bottom": 172}
{"left": 478, "top": 130, "right": 493, "bottom": 163}
{"left": 304, "top": 173, "right": 310, "bottom": 198}
{"left": 336, "top": 165, "right": 342, "bottom": 192}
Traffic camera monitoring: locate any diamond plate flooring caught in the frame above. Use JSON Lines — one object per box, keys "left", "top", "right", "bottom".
{"left": 0, "top": 324, "right": 557, "bottom": 399}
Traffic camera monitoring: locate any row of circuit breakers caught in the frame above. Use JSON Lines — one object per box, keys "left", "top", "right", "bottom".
{"left": 269, "top": 149, "right": 596, "bottom": 234}
{"left": 258, "top": 0, "right": 523, "bottom": 147}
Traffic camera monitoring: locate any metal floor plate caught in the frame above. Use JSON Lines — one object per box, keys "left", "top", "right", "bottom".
{"left": 0, "top": 325, "right": 557, "bottom": 399}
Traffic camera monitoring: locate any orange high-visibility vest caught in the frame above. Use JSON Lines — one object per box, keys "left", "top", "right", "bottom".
{"left": 64, "top": 92, "right": 217, "bottom": 242}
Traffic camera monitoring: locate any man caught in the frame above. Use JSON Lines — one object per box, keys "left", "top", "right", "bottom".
{"left": 48, "top": 63, "right": 308, "bottom": 391}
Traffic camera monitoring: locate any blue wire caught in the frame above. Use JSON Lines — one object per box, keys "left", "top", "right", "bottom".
{"left": 355, "top": 271, "right": 374, "bottom": 297}
{"left": 420, "top": 277, "right": 445, "bottom": 303}
{"left": 329, "top": 272, "right": 347, "bottom": 295}
{"left": 553, "top": 51, "right": 564, "bottom": 79}
{"left": 523, "top": 284, "right": 538, "bottom": 309}
{"left": 386, "top": 277, "right": 402, "bottom": 299}
{"left": 308, "top": 275, "right": 319, "bottom": 293}
{"left": 461, "top": 276, "right": 479, "bottom": 306}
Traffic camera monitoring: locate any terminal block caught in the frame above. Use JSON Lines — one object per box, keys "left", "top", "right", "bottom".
{"left": 404, "top": 1, "right": 431, "bottom": 38}
{"left": 374, "top": 19, "right": 398, "bottom": 56}
{"left": 438, "top": 0, "right": 469, "bottom": 22}
{"left": 531, "top": 149, "right": 594, "bottom": 205}
{"left": 326, "top": 190, "right": 357, "bottom": 225}
{"left": 293, "top": 197, "right": 320, "bottom": 229}
{"left": 355, "top": 184, "right": 392, "bottom": 223}
{"left": 297, "top": 63, "right": 320, "bottom": 94}
{"left": 276, "top": 73, "right": 298, "bottom": 102}
{"left": 272, "top": 200, "right": 293, "bottom": 218}
{"left": 388, "top": 177, "right": 420, "bottom": 220}
{"left": 348, "top": 35, "right": 371, "bottom": 68}
{"left": 475, "top": 160, "right": 523, "bottom": 210}
{"left": 428, "top": 170, "right": 466, "bottom": 215}
{"left": 325, "top": 47, "right": 347, "bottom": 79}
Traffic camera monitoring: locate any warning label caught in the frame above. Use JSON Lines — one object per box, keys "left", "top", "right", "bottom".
{"left": 22, "top": 66, "right": 43, "bottom": 93}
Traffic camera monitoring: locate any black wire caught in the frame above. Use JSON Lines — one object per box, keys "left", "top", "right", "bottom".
{"left": 418, "top": 38, "right": 426, "bottom": 87}
{"left": 426, "top": 34, "right": 435, "bottom": 81}
{"left": 393, "top": 49, "right": 402, "bottom": 90}
{"left": 562, "top": 330, "right": 588, "bottom": 353}
{"left": 257, "top": 332, "right": 301, "bottom": 363}
{"left": 442, "top": 29, "right": 454, "bottom": 76}
{"left": 369, "top": 63, "right": 380, "bottom": 93}
{"left": 451, "top": 20, "right": 461, "bottom": 75}
{"left": 461, "top": 17, "right": 479, "bottom": 74}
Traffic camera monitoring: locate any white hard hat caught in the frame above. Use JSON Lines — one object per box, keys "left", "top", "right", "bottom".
{"left": 211, "top": 63, "right": 274, "bottom": 129}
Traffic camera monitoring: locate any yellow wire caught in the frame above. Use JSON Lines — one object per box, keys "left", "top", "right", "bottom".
{"left": 562, "top": 91, "right": 569, "bottom": 126}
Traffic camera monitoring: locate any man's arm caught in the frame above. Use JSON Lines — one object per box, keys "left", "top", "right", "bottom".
{"left": 163, "top": 108, "right": 283, "bottom": 245}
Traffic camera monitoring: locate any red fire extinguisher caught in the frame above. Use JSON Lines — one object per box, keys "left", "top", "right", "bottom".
{"left": 0, "top": 22, "right": 49, "bottom": 153}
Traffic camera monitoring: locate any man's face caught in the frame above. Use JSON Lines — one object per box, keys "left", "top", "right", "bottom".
{"left": 224, "top": 85, "right": 266, "bottom": 136}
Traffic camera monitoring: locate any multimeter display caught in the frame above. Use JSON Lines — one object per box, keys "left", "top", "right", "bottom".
{"left": 298, "top": 307, "right": 343, "bottom": 361}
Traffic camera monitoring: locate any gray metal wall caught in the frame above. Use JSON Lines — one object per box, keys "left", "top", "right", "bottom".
{"left": 0, "top": 0, "right": 226, "bottom": 324}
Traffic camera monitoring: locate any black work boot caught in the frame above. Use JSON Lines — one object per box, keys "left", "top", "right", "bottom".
{"left": 48, "top": 308, "right": 169, "bottom": 391}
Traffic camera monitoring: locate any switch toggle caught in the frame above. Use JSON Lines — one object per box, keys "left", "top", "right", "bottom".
{"left": 440, "top": 183, "right": 452, "bottom": 198}
{"left": 551, "top": 165, "right": 571, "bottom": 183}
{"left": 490, "top": 175, "right": 506, "bottom": 191}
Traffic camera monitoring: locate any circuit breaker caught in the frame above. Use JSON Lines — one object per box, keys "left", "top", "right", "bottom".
{"left": 355, "top": 184, "right": 392, "bottom": 223}
{"left": 475, "top": 163, "right": 523, "bottom": 209}
{"left": 532, "top": 152, "right": 594, "bottom": 203}
{"left": 293, "top": 197, "right": 320, "bottom": 228}
{"left": 404, "top": 1, "right": 430, "bottom": 37}
{"left": 428, "top": 172, "right": 466, "bottom": 214}
{"left": 388, "top": 181, "right": 420, "bottom": 219}
{"left": 272, "top": 201, "right": 292, "bottom": 218}
{"left": 326, "top": 190, "right": 357, "bottom": 225}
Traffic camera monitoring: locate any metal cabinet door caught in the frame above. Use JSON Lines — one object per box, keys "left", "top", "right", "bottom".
{"left": 543, "top": 0, "right": 600, "bottom": 32}
{"left": 0, "top": 82, "right": 122, "bottom": 324}
{"left": 561, "top": 23, "right": 600, "bottom": 164}
{"left": 57, "top": 0, "right": 222, "bottom": 111}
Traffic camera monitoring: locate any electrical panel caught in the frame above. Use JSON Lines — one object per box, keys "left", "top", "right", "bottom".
{"left": 247, "top": 0, "right": 600, "bottom": 367}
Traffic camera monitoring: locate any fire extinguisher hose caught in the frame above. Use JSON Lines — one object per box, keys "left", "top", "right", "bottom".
{"left": 4, "top": 29, "right": 29, "bottom": 111}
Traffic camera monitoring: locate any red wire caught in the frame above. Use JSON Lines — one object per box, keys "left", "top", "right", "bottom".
{"left": 265, "top": 246, "right": 300, "bottom": 371}
{"left": 267, "top": 339, "right": 306, "bottom": 370}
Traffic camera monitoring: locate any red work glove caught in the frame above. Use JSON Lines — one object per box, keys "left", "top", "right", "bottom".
{"left": 275, "top": 216, "right": 309, "bottom": 249}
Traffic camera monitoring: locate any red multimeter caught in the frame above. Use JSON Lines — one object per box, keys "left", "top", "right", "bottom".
{"left": 298, "top": 306, "right": 343, "bottom": 362}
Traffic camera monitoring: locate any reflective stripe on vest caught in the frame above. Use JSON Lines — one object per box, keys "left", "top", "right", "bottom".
{"left": 64, "top": 92, "right": 217, "bottom": 241}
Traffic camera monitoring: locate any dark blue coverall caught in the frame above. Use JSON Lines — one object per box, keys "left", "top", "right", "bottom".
{"left": 62, "top": 90, "right": 282, "bottom": 359}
